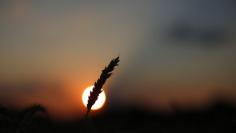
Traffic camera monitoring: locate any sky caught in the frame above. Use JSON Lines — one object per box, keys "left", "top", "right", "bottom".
{"left": 0, "top": 0, "right": 236, "bottom": 118}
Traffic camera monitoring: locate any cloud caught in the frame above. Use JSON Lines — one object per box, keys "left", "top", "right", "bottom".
{"left": 165, "top": 21, "right": 230, "bottom": 47}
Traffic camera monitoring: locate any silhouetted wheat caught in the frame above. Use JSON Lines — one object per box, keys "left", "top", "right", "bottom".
{"left": 86, "top": 57, "right": 119, "bottom": 116}
{"left": 18, "top": 104, "right": 47, "bottom": 133}
{"left": 0, "top": 104, "right": 47, "bottom": 133}
{"left": 20, "top": 104, "right": 46, "bottom": 125}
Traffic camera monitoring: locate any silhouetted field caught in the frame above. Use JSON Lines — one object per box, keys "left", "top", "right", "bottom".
{"left": 0, "top": 101, "right": 236, "bottom": 133}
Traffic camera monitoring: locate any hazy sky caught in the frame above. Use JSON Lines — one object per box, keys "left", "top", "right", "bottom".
{"left": 0, "top": 0, "right": 236, "bottom": 118}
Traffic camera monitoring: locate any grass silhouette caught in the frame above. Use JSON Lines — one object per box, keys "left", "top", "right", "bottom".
{"left": 0, "top": 104, "right": 47, "bottom": 133}
{"left": 86, "top": 56, "right": 119, "bottom": 116}
{"left": 0, "top": 101, "right": 236, "bottom": 133}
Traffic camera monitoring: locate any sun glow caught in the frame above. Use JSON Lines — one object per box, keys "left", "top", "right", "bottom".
{"left": 82, "top": 85, "right": 106, "bottom": 110}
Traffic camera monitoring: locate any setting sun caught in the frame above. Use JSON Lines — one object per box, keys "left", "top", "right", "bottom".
{"left": 82, "top": 85, "right": 106, "bottom": 110}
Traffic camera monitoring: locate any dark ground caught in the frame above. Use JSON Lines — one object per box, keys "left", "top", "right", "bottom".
{"left": 0, "top": 101, "right": 236, "bottom": 133}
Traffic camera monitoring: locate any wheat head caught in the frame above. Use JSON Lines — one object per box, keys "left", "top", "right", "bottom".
{"left": 86, "top": 57, "right": 119, "bottom": 116}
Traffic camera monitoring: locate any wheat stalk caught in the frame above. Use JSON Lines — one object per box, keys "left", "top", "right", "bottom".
{"left": 86, "top": 56, "right": 119, "bottom": 116}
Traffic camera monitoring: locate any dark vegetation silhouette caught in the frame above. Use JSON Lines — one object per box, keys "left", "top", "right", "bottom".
{"left": 86, "top": 56, "right": 119, "bottom": 116}
{"left": 0, "top": 100, "right": 236, "bottom": 133}
{"left": 0, "top": 104, "right": 48, "bottom": 133}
